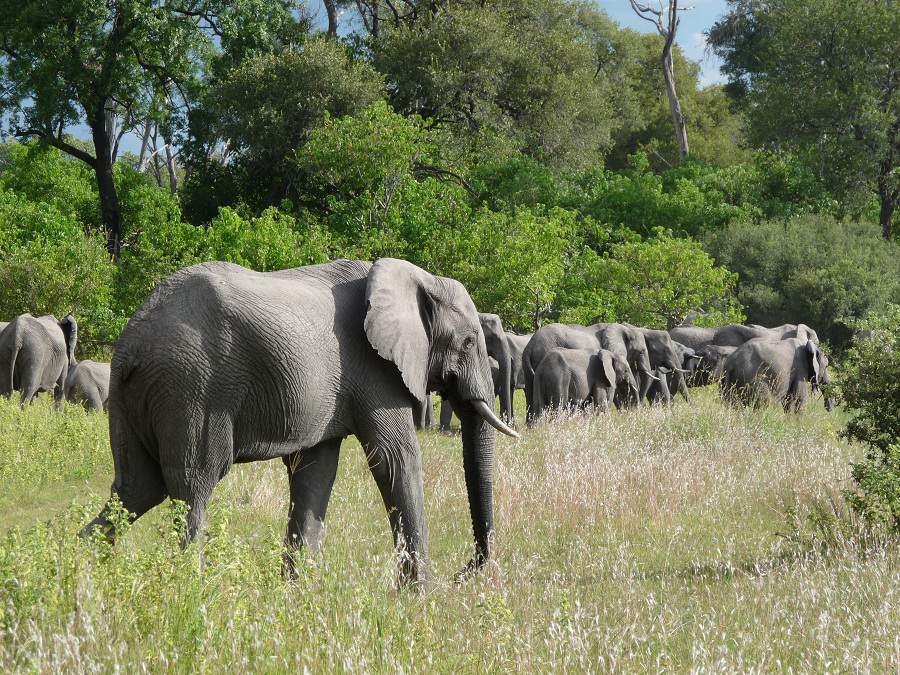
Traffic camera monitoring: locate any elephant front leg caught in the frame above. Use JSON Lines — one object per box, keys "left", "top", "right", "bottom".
{"left": 282, "top": 438, "right": 342, "bottom": 580}
{"left": 359, "top": 413, "right": 430, "bottom": 590}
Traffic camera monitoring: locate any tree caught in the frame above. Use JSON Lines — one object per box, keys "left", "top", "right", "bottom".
{"left": 0, "top": 0, "right": 304, "bottom": 258}
{"left": 709, "top": 0, "right": 900, "bottom": 239}
{"left": 628, "top": 0, "right": 690, "bottom": 162}
{"left": 371, "top": 0, "right": 640, "bottom": 170}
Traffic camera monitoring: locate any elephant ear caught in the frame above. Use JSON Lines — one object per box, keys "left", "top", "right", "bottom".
{"left": 796, "top": 324, "right": 810, "bottom": 343}
{"left": 805, "top": 340, "right": 820, "bottom": 383}
{"left": 599, "top": 352, "right": 617, "bottom": 388}
{"left": 364, "top": 258, "right": 435, "bottom": 404}
{"left": 59, "top": 314, "right": 77, "bottom": 366}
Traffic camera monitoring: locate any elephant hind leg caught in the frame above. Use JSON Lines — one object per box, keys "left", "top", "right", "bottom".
{"left": 282, "top": 438, "right": 342, "bottom": 580}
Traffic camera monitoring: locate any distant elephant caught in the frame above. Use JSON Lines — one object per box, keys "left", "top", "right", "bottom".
{"left": 64, "top": 360, "right": 111, "bottom": 411}
{"left": 631, "top": 327, "right": 693, "bottom": 403}
{"left": 648, "top": 340, "right": 701, "bottom": 402}
{"left": 523, "top": 323, "right": 657, "bottom": 422}
{"left": 721, "top": 338, "right": 830, "bottom": 412}
{"left": 647, "top": 367, "right": 674, "bottom": 405}
{"left": 505, "top": 331, "right": 532, "bottom": 391}
{"left": 82, "top": 259, "right": 517, "bottom": 587}
{"left": 0, "top": 313, "right": 77, "bottom": 407}
{"left": 531, "top": 348, "right": 637, "bottom": 419}
{"left": 669, "top": 322, "right": 818, "bottom": 352}
{"left": 690, "top": 345, "right": 737, "bottom": 386}
{"left": 439, "top": 313, "right": 513, "bottom": 430}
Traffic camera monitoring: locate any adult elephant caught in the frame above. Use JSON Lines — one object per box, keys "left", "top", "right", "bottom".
{"left": 721, "top": 338, "right": 831, "bottom": 412}
{"left": 523, "top": 323, "right": 656, "bottom": 421}
{"left": 0, "top": 313, "right": 77, "bottom": 406}
{"left": 505, "top": 332, "right": 532, "bottom": 393}
{"left": 632, "top": 327, "right": 693, "bottom": 403}
{"left": 81, "top": 259, "right": 518, "bottom": 587}
{"left": 65, "top": 360, "right": 111, "bottom": 412}
{"left": 649, "top": 340, "right": 701, "bottom": 402}
{"left": 531, "top": 347, "right": 638, "bottom": 419}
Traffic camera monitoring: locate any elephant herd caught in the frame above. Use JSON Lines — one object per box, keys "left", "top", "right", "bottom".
{"left": 0, "top": 313, "right": 110, "bottom": 411}
{"left": 433, "top": 316, "right": 831, "bottom": 430}
{"left": 0, "top": 258, "right": 831, "bottom": 588}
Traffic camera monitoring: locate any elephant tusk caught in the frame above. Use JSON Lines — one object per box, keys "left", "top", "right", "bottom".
{"left": 673, "top": 367, "right": 690, "bottom": 373}
{"left": 472, "top": 399, "right": 520, "bottom": 438}
{"left": 641, "top": 369, "right": 661, "bottom": 381}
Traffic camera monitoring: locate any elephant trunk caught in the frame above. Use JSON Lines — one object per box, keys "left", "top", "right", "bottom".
{"left": 454, "top": 402, "right": 497, "bottom": 582}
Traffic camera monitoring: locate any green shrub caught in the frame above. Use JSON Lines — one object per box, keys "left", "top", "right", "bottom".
{"left": 839, "top": 305, "right": 900, "bottom": 535}
{"left": 707, "top": 215, "right": 900, "bottom": 348}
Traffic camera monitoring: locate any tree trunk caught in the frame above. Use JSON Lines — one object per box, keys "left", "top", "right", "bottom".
{"left": 879, "top": 188, "right": 895, "bottom": 240}
{"left": 89, "top": 104, "right": 123, "bottom": 260}
{"left": 164, "top": 137, "right": 178, "bottom": 194}
{"left": 662, "top": 50, "right": 689, "bottom": 161}
{"left": 877, "top": 140, "right": 896, "bottom": 240}
{"left": 136, "top": 120, "right": 153, "bottom": 171}
{"left": 323, "top": 0, "right": 339, "bottom": 37}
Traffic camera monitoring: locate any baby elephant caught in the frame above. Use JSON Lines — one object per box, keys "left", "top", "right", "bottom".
{"left": 721, "top": 338, "right": 830, "bottom": 412}
{"left": 531, "top": 347, "right": 637, "bottom": 420}
{"left": 64, "top": 360, "right": 111, "bottom": 412}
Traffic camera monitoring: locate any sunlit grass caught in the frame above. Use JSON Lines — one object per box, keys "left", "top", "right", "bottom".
{"left": 0, "top": 389, "right": 897, "bottom": 671}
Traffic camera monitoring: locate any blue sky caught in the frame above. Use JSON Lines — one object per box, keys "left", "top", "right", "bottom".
{"left": 77, "top": 0, "right": 730, "bottom": 153}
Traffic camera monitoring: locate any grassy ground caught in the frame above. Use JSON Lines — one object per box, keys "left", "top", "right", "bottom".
{"left": 0, "top": 390, "right": 897, "bottom": 672}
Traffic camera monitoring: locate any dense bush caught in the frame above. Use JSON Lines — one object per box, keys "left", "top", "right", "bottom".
{"left": 839, "top": 306, "right": 900, "bottom": 535}
{"left": 707, "top": 215, "right": 900, "bottom": 348}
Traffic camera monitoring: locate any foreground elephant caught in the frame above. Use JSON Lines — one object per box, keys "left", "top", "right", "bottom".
{"left": 531, "top": 347, "right": 638, "bottom": 419}
{"left": 82, "top": 259, "right": 518, "bottom": 586}
{"left": 64, "top": 360, "right": 111, "bottom": 411}
{"left": 721, "top": 338, "right": 830, "bottom": 412}
{"left": 523, "top": 323, "right": 656, "bottom": 421}
{"left": 669, "top": 323, "right": 817, "bottom": 351}
{"left": 0, "top": 313, "right": 77, "bottom": 406}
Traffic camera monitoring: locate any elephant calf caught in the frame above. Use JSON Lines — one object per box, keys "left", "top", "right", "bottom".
{"left": 531, "top": 347, "right": 637, "bottom": 420}
{"left": 721, "top": 338, "right": 830, "bottom": 412}
{"left": 65, "top": 360, "right": 111, "bottom": 412}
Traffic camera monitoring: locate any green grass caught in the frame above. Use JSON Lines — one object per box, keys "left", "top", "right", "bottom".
{"left": 1, "top": 390, "right": 897, "bottom": 672}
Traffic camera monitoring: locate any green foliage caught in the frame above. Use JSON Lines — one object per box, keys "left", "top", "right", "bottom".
{"left": 372, "top": 0, "right": 639, "bottom": 170}
{"left": 709, "top": 0, "right": 900, "bottom": 237}
{"left": 839, "top": 306, "right": 900, "bottom": 535}
{"left": 595, "top": 230, "right": 743, "bottom": 329}
{"left": 707, "top": 215, "right": 900, "bottom": 348}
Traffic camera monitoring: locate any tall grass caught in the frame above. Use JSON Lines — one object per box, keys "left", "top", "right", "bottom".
{"left": 0, "top": 390, "right": 897, "bottom": 671}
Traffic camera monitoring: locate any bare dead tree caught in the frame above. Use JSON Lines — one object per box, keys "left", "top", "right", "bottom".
{"left": 323, "top": 0, "right": 340, "bottom": 37}
{"left": 629, "top": 0, "right": 690, "bottom": 162}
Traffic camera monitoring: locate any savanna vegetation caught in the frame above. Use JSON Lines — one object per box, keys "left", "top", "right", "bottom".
{"left": 0, "top": 0, "right": 898, "bottom": 669}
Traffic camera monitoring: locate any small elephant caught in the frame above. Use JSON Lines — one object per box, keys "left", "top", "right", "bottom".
{"left": 0, "top": 313, "right": 77, "bottom": 407}
{"left": 648, "top": 340, "right": 701, "bottom": 402}
{"left": 82, "top": 259, "right": 518, "bottom": 588}
{"left": 64, "top": 360, "right": 111, "bottom": 411}
{"left": 531, "top": 347, "right": 637, "bottom": 419}
{"left": 721, "top": 337, "right": 830, "bottom": 412}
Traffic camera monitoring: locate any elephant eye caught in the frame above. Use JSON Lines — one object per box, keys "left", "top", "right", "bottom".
{"left": 462, "top": 335, "right": 475, "bottom": 350}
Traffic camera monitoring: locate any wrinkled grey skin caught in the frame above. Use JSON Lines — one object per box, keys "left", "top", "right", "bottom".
{"left": 649, "top": 341, "right": 701, "bottom": 402}
{"left": 721, "top": 338, "right": 830, "bottom": 412}
{"left": 64, "top": 360, "right": 111, "bottom": 412}
{"left": 631, "top": 327, "right": 693, "bottom": 403}
{"left": 0, "top": 313, "right": 77, "bottom": 407}
{"left": 690, "top": 345, "right": 737, "bottom": 386}
{"left": 531, "top": 348, "right": 638, "bottom": 419}
{"left": 81, "top": 259, "right": 517, "bottom": 587}
{"left": 523, "top": 323, "right": 655, "bottom": 422}
{"left": 669, "top": 323, "right": 818, "bottom": 351}
{"left": 440, "top": 314, "right": 513, "bottom": 430}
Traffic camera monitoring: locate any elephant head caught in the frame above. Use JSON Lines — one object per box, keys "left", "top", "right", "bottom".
{"left": 804, "top": 340, "right": 832, "bottom": 409}
{"left": 365, "top": 259, "right": 517, "bottom": 576}
{"left": 609, "top": 351, "right": 640, "bottom": 407}
{"left": 479, "top": 313, "right": 514, "bottom": 423}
